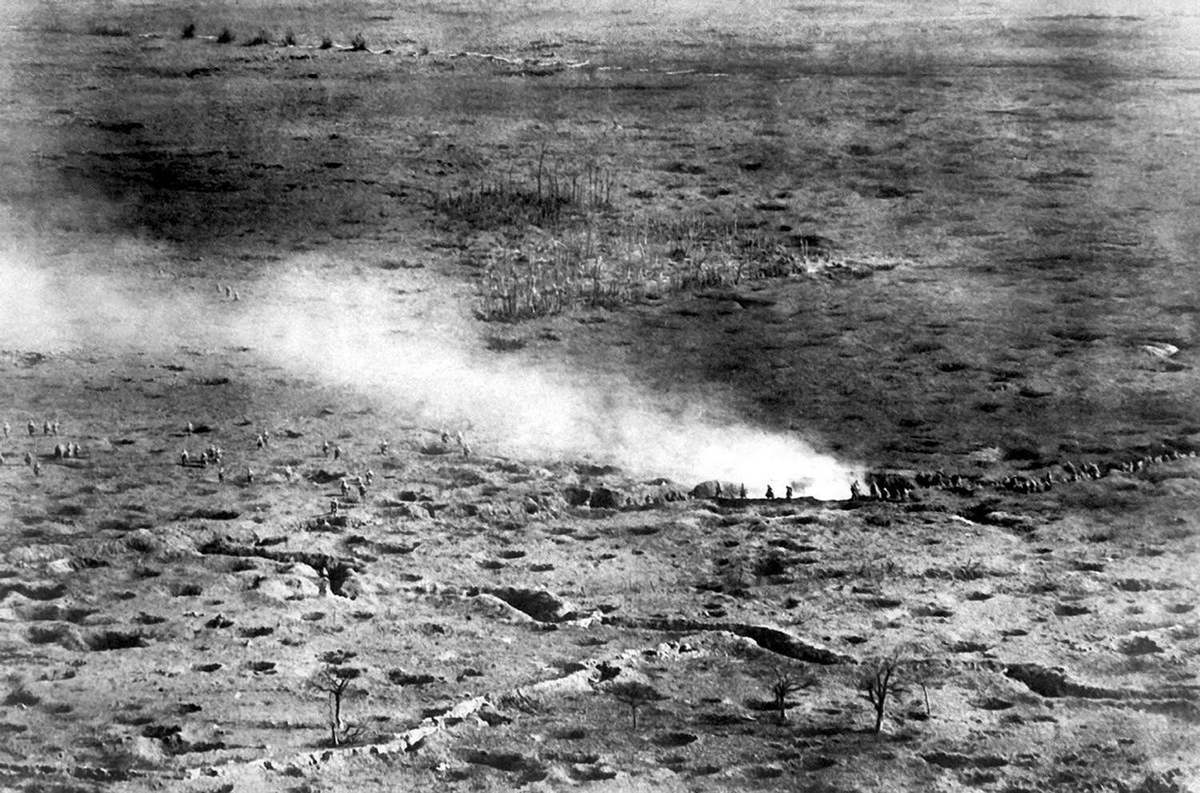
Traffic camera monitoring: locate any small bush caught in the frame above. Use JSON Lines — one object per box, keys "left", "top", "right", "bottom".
{"left": 216, "top": 27, "right": 234, "bottom": 44}
{"left": 245, "top": 29, "right": 270, "bottom": 46}
{"left": 181, "top": 22, "right": 195, "bottom": 39}
{"left": 283, "top": 29, "right": 296, "bottom": 46}
{"left": 319, "top": 35, "right": 333, "bottom": 49}
{"left": 350, "top": 32, "right": 368, "bottom": 51}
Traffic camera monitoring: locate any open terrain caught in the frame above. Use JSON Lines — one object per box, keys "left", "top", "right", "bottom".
{"left": 1, "top": 1, "right": 1198, "bottom": 791}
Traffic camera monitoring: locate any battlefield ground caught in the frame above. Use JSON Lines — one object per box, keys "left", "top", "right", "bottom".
{"left": 1, "top": 1, "right": 1199, "bottom": 791}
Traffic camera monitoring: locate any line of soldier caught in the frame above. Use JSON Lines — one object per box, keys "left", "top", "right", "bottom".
{"left": 852, "top": 444, "right": 1198, "bottom": 501}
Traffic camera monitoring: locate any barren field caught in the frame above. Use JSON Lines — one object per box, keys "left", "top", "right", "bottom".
{"left": 1, "top": 1, "right": 1199, "bottom": 791}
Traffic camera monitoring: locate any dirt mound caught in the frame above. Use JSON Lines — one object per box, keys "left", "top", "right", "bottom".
{"left": 486, "top": 587, "right": 577, "bottom": 622}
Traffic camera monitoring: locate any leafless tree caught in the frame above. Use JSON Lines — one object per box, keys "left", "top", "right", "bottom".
{"left": 859, "top": 654, "right": 906, "bottom": 734}
{"left": 767, "top": 667, "right": 813, "bottom": 722}
{"left": 309, "top": 651, "right": 365, "bottom": 746}
{"left": 605, "top": 681, "right": 664, "bottom": 730}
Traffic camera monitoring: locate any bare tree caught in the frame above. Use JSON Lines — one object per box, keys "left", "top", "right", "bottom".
{"left": 605, "top": 681, "right": 664, "bottom": 730}
{"left": 859, "top": 654, "right": 906, "bottom": 734}
{"left": 767, "top": 667, "right": 813, "bottom": 723}
{"left": 310, "top": 650, "right": 365, "bottom": 746}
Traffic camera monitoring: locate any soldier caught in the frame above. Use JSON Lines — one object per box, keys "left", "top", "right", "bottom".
{"left": 23, "top": 451, "right": 32, "bottom": 466}
{"left": 180, "top": 449, "right": 190, "bottom": 466}
{"left": 26, "top": 420, "right": 35, "bottom": 437}
{"left": 51, "top": 421, "right": 59, "bottom": 436}
{"left": 32, "top": 461, "right": 41, "bottom": 477}
{"left": 340, "top": 479, "right": 349, "bottom": 498}
{"left": 42, "top": 420, "right": 50, "bottom": 435}
{"left": 2, "top": 421, "right": 9, "bottom": 438}
{"left": 868, "top": 479, "right": 881, "bottom": 500}
{"left": 321, "top": 440, "right": 330, "bottom": 458}
{"left": 765, "top": 485, "right": 774, "bottom": 500}
{"left": 217, "top": 466, "right": 225, "bottom": 483}
{"left": 850, "top": 480, "right": 863, "bottom": 500}
{"left": 256, "top": 434, "right": 265, "bottom": 450}
{"left": 329, "top": 499, "right": 339, "bottom": 514}
{"left": 364, "top": 469, "right": 375, "bottom": 486}
{"left": 714, "top": 482, "right": 722, "bottom": 498}
{"left": 284, "top": 465, "right": 295, "bottom": 482}
{"left": 53, "top": 444, "right": 63, "bottom": 460}
{"left": 186, "top": 421, "right": 194, "bottom": 435}
{"left": 246, "top": 467, "right": 254, "bottom": 484}
{"left": 785, "top": 485, "right": 793, "bottom": 500}
{"left": 379, "top": 439, "right": 389, "bottom": 455}
{"left": 233, "top": 290, "right": 240, "bottom": 302}
{"left": 333, "top": 445, "right": 342, "bottom": 461}
{"left": 225, "top": 285, "right": 233, "bottom": 298}
{"left": 357, "top": 481, "right": 367, "bottom": 499}
{"left": 738, "top": 483, "right": 747, "bottom": 499}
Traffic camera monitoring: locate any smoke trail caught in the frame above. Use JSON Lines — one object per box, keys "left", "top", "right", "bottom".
{"left": 0, "top": 243, "right": 855, "bottom": 499}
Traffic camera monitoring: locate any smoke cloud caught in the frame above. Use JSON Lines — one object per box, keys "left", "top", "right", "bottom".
{"left": 0, "top": 238, "right": 854, "bottom": 499}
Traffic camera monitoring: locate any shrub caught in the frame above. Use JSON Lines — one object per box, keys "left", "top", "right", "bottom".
{"left": 216, "top": 27, "right": 234, "bottom": 44}
{"left": 350, "top": 32, "right": 368, "bottom": 51}
{"left": 181, "top": 22, "right": 195, "bottom": 39}
{"left": 319, "top": 35, "right": 333, "bottom": 49}
{"left": 245, "top": 29, "right": 271, "bottom": 46}
{"left": 283, "top": 29, "right": 296, "bottom": 46}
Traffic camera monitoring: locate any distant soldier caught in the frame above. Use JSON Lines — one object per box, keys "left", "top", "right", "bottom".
{"left": 217, "top": 467, "right": 225, "bottom": 483}
{"left": 284, "top": 465, "right": 295, "bottom": 482}
{"left": 32, "top": 461, "right": 41, "bottom": 477}
{"left": 785, "top": 485, "right": 793, "bottom": 500}
{"left": 53, "top": 444, "right": 64, "bottom": 460}
{"left": 1063, "top": 461, "right": 1079, "bottom": 481}
{"left": 23, "top": 451, "right": 32, "bottom": 466}
{"left": 186, "top": 421, "right": 194, "bottom": 434}
{"left": 256, "top": 434, "right": 265, "bottom": 449}
{"left": 714, "top": 482, "right": 722, "bottom": 498}
{"left": 850, "top": 480, "right": 863, "bottom": 500}
{"left": 321, "top": 440, "right": 330, "bottom": 458}
{"left": 738, "top": 483, "right": 747, "bottom": 500}
{"left": 26, "top": 420, "right": 35, "bottom": 437}
{"left": 225, "top": 285, "right": 232, "bottom": 298}
{"left": 379, "top": 439, "right": 389, "bottom": 455}
{"left": 868, "top": 479, "right": 881, "bottom": 500}
{"left": 0, "top": 452, "right": 5, "bottom": 465}
{"left": 2, "top": 421, "right": 9, "bottom": 438}
{"left": 329, "top": 499, "right": 339, "bottom": 515}
{"left": 339, "top": 479, "right": 349, "bottom": 498}
{"left": 233, "top": 290, "right": 240, "bottom": 302}
{"left": 364, "top": 469, "right": 375, "bottom": 486}
{"left": 262, "top": 429, "right": 271, "bottom": 444}
{"left": 180, "top": 449, "right": 190, "bottom": 466}
{"left": 42, "top": 420, "right": 50, "bottom": 435}
{"left": 765, "top": 485, "right": 774, "bottom": 500}
{"left": 333, "top": 445, "right": 342, "bottom": 461}
{"left": 357, "top": 481, "right": 367, "bottom": 499}
{"left": 51, "top": 421, "right": 59, "bottom": 435}
{"left": 246, "top": 467, "right": 254, "bottom": 484}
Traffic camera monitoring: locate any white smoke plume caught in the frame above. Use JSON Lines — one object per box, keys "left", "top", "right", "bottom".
{"left": 0, "top": 239, "right": 854, "bottom": 499}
